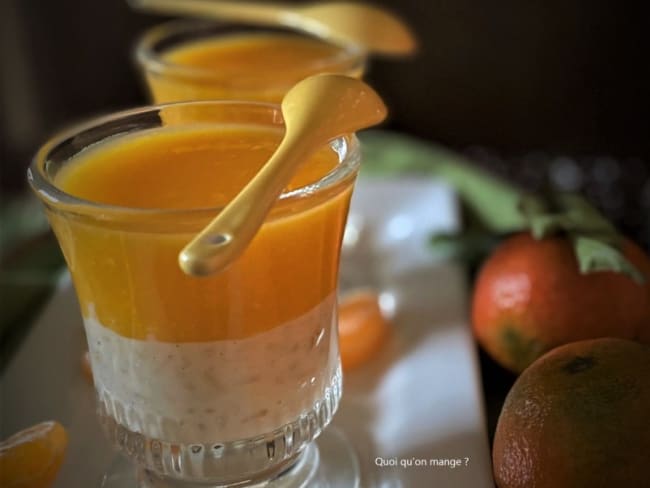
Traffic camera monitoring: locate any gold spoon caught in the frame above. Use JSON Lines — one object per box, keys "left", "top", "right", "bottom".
{"left": 179, "top": 74, "right": 387, "bottom": 276}
{"left": 130, "top": 0, "right": 417, "bottom": 56}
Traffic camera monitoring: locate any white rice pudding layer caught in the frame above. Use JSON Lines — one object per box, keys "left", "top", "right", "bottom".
{"left": 85, "top": 294, "right": 339, "bottom": 444}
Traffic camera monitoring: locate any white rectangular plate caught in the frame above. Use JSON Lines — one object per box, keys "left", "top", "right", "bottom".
{"left": 0, "top": 177, "right": 492, "bottom": 487}
{"left": 335, "top": 177, "right": 492, "bottom": 487}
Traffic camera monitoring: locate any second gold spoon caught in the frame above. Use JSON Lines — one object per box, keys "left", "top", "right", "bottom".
{"left": 179, "top": 74, "right": 387, "bottom": 276}
{"left": 130, "top": 0, "right": 417, "bottom": 56}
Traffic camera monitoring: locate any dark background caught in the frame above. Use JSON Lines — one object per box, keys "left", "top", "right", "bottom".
{"left": 1, "top": 0, "right": 649, "bottom": 441}
{"left": 3, "top": 0, "right": 650, "bottom": 156}
{"left": 2, "top": 0, "right": 649, "bottom": 247}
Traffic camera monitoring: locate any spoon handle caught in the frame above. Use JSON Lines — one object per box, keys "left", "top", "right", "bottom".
{"left": 130, "top": 0, "right": 290, "bottom": 26}
{"left": 178, "top": 132, "right": 312, "bottom": 276}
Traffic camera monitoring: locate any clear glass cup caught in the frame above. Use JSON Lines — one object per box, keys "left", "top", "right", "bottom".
{"left": 135, "top": 20, "right": 367, "bottom": 103}
{"left": 28, "top": 101, "right": 361, "bottom": 487}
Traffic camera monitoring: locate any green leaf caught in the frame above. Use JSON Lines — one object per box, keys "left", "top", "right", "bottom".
{"left": 554, "top": 194, "right": 618, "bottom": 236}
{"left": 517, "top": 193, "right": 617, "bottom": 240}
{"left": 429, "top": 228, "right": 501, "bottom": 267}
{"left": 528, "top": 214, "right": 571, "bottom": 239}
{"left": 519, "top": 194, "right": 644, "bottom": 282}
{"left": 572, "top": 234, "right": 646, "bottom": 284}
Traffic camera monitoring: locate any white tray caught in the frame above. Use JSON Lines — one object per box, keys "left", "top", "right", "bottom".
{"left": 0, "top": 177, "right": 493, "bottom": 487}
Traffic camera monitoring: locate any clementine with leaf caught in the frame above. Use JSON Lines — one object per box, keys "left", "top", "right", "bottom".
{"left": 472, "top": 232, "right": 650, "bottom": 373}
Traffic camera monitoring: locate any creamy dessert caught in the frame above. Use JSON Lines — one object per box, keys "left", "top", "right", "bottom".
{"left": 87, "top": 295, "right": 339, "bottom": 444}
{"left": 46, "top": 124, "right": 354, "bottom": 453}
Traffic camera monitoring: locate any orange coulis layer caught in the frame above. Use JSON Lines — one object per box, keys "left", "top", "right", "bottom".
{"left": 148, "top": 34, "right": 361, "bottom": 103}
{"left": 50, "top": 126, "right": 353, "bottom": 342}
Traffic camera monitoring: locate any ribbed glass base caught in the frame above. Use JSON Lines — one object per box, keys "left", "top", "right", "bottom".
{"left": 97, "top": 364, "right": 348, "bottom": 486}
{"left": 101, "top": 427, "right": 360, "bottom": 488}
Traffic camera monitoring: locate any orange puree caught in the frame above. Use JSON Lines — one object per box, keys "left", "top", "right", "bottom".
{"left": 50, "top": 126, "right": 354, "bottom": 342}
{"left": 147, "top": 34, "right": 363, "bottom": 103}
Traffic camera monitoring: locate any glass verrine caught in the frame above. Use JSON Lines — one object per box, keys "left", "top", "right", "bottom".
{"left": 29, "top": 101, "right": 360, "bottom": 487}
{"left": 135, "top": 20, "right": 367, "bottom": 103}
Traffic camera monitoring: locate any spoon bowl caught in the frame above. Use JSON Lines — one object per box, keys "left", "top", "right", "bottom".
{"left": 179, "top": 74, "right": 387, "bottom": 276}
{"left": 295, "top": 2, "right": 417, "bottom": 56}
{"left": 281, "top": 71, "right": 388, "bottom": 140}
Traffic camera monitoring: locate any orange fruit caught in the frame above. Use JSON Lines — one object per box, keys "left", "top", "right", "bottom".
{"left": 493, "top": 338, "right": 650, "bottom": 488}
{"left": 338, "top": 290, "right": 391, "bottom": 370}
{"left": 472, "top": 232, "right": 650, "bottom": 372}
{"left": 81, "top": 351, "right": 93, "bottom": 385}
{"left": 0, "top": 421, "right": 68, "bottom": 488}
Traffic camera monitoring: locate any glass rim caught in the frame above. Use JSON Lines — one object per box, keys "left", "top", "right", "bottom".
{"left": 28, "top": 100, "right": 361, "bottom": 220}
{"left": 134, "top": 19, "right": 367, "bottom": 87}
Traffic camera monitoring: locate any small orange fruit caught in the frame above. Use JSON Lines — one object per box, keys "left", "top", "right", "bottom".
{"left": 0, "top": 421, "right": 68, "bottom": 488}
{"left": 472, "top": 232, "right": 650, "bottom": 372}
{"left": 493, "top": 338, "right": 650, "bottom": 488}
{"left": 81, "top": 351, "right": 93, "bottom": 384}
{"left": 338, "top": 290, "right": 391, "bottom": 370}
